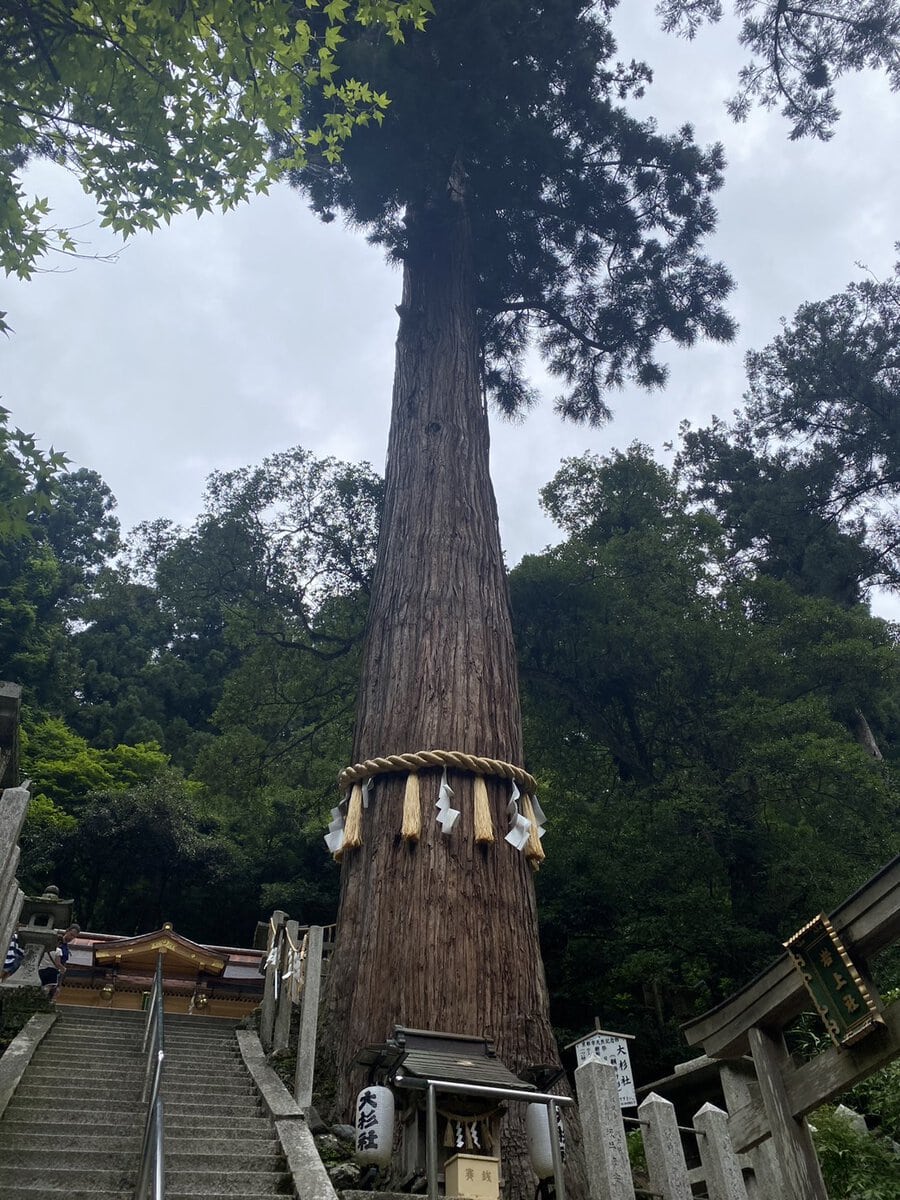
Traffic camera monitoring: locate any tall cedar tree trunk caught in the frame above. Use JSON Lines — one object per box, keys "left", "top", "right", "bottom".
{"left": 320, "top": 171, "right": 582, "bottom": 1199}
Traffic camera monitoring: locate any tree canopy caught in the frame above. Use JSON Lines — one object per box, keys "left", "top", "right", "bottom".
{"left": 660, "top": 0, "right": 900, "bottom": 139}
{"left": 1, "top": 0, "right": 432, "bottom": 282}
{"left": 289, "top": 0, "right": 736, "bottom": 421}
{"left": 679, "top": 258, "right": 900, "bottom": 602}
{"left": 510, "top": 445, "right": 900, "bottom": 1070}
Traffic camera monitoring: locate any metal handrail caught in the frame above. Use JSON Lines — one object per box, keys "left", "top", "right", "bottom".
{"left": 135, "top": 953, "right": 165, "bottom": 1200}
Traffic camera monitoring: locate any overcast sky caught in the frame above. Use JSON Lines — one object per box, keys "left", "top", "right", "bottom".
{"left": 3, "top": 8, "right": 899, "bottom": 611}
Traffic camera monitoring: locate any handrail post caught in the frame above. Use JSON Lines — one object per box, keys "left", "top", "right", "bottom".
{"left": 135, "top": 952, "right": 166, "bottom": 1200}
{"left": 548, "top": 1099, "right": 567, "bottom": 1200}
{"left": 426, "top": 1083, "right": 438, "bottom": 1200}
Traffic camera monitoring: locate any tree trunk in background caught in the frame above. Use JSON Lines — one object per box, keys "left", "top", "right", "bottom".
{"left": 852, "top": 707, "right": 883, "bottom": 759}
{"left": 319, "top": 175, "right": 582, "bottom": 1199}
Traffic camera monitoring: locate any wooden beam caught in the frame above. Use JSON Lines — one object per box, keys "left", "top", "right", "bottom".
{"left": 728, "top": 997, "right": 900, "bottom": 1154}
{"left": 746, "top": 1027, "right": 827, "bottom": 1200}
{"left": 682, "top": 855, "right": 900, "bottom": 1058}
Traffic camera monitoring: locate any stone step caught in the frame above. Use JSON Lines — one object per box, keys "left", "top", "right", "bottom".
{"left": 38, "top": 1039, "right": 144, "bottom": 1055}
{"left": 6, "top": 1095, "right": 264, "bottom": 1122}
{"left": 58, "top": 1012, "right": 238, "bottom": 1031}
{"left": 0, "top": 1166, "right": 297, "bottom": 1195}
{"left": 166, "top": 1195, "right": 294, "bottom": 1200}
{"left": 24, "top": 1066, "right": 145, "bottom": 1083}
{"left": 166, "top": 1118, "right": 276, "bottom": 1137}
{"left": 0, "top": 1115, "right": 274, "bottom": 1139}
{"left": 0, "top": 1125, "right": 276, "bottom": 1151}
{"left": 164, "top": 1171, "right": 294, "bottom": 1195}
{"left": 1, "top": 1100, "right": 145, "bottom": 1123}
{"left": 33, "top": 1049, "right": 243, "bottom": 1071}
{"left": 50, "top": 1026, "right": 239, "bottom": 1045}
{"left": 164, "top": 1098, "right": 266, "bottom": 1118}
{"left": 168, "top": 1149, "right": 285, "bottom": 1172}
{"left": 53, "top": 1026, "right": 238, "bottom": 1047}
{"left": 0, "top": 1146, "right": 284, "bottom": 1173}
{"left": 0, "top": 1146, "right": 140, "bottom": 1169}
{"left": 166, "top": 1136, "right": 280, "bottom": 1156}
{"left": 0, "top": 1168, "right": 136, "bottom": 1191}
{"left": 30, "top": 1041, "right": 142, "bottom": 1057}
{"left": 12, "top": 1082, "right": 144, "bottom": 1102}
{"left": 2, "top": 1189, "right": 131, "bottom": 1199}
{"left": 0, "top": 1132, "right": 141, "bottom": 1155}
{"left": 166, "top": 1076, "right": 254, "bottom": 1092}
{"left": 165, "top": 1062, "right": 248, "bottom": 1077}
{"left": 54, "top": 1015, "right": 143, "bottom": 1028}
{"left": 164, "top": 1086, "right": 256, "bottom": 1099}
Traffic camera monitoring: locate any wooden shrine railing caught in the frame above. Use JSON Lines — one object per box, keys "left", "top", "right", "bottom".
{"left": 258, "top": 912, "right": 336, "bottom": 1111}
{"left": 678, "top": 853, "right": 900, "bottom": 1200}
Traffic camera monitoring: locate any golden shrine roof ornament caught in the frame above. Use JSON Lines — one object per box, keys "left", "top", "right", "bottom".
{"left": 94, "top": 924, "right": 227, "bottom": 975}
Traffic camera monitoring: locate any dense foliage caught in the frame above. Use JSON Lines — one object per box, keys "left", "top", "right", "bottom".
{"left": 660, "top": 0, "right": 900, "bottom": 140}
{"left": 287, "top": 0, "right": 736, "bottom": 420}
{"left": 3, "top": 4, "right": 900, "bottom": 1181}
{"left": 0, "top": 0, "right": 432, "bottom": 283}
{"left": 5, "top": 267, "right": 899, "bottom": 1075}
{"left": 511, "top": 444, "right": 900, "bottom": 1073}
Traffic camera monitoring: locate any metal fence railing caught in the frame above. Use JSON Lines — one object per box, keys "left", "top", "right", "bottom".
{"left": 135, "top": 952, "right": 165, "bottom": 1200}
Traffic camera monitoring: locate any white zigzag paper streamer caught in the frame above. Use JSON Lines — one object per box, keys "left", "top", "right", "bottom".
{"left": 505, "top": 779, "right": 532, "bottom": 851}
{"left": 436, "top": 766, "right": 461, "bottom": 834}
{"left": 324, "top": 805, "right": 345, "bottom": 854}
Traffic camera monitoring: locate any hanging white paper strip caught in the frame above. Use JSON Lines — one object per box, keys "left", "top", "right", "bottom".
{"left": 435, "top": 766, "right": 461, "bottom": 834}
{"left": 361, "top": 777, "right": 373, "bottom": 808}
{"left": 324, "top": 805, "right": 345, "bottom": 854}
{"left": 282, "top": 947, "right": 296, "bottom": 982}
{"left": 531, "top": 794, "right": 548, "bottom": 836}
{"left": 505, "top": 780, "right": 532, "bottom": 851}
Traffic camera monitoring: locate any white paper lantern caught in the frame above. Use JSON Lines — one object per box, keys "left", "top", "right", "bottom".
{"left": 354, "top": 1085, "right": 394, "bottom": 1166}
{"left": 526, "top": 1103, "right": 556, "bottom": 1180}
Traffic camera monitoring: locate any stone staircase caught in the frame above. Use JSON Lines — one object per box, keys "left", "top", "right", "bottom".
{"left": 0, "top": 1006, "right": 296, "bottom": 1198}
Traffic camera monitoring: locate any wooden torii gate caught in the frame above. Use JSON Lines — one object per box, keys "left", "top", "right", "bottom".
{"left": 681, "top": 854, "right": 900, "bottom": 1199}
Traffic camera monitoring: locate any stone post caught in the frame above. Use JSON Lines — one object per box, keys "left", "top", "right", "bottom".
{"left": 260, "top": 910, "right": 287, "bottom": 1052}
{"left": 694, "top": 1102, "right": 749, "bottom": 1200}
{"left": 295, "top": 924, "right": 324, "bottom": 1111}
{"left": 0, "top": 786, "right": 30, "bottom": 954}
{"left": 638, "top": 1092, "right": 691, "bottom": 1200}
{"left": 273, "top": 918, "right": 299, "bottom": 1054}
{"left": 574, "top": 1058, "right": 635, "bottom": 1200}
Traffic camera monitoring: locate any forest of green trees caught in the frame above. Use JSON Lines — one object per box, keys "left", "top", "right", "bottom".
{"left": 4, "top": 260, "right": 899, "bottom": 1086}
{"left": 4, "top": 3, "right": 900, "bottom": 1194}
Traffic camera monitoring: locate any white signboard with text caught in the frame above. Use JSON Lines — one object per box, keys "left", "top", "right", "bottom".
{"left": 574, "top": 1031, "right": 636, "bottom": 1108}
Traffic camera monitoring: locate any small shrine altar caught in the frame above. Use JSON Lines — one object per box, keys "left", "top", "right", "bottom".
{"left": 355, "top": 1026, "right": 571, "bottom": 1200}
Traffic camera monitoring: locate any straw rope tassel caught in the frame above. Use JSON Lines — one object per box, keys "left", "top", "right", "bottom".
{"left": 343, "top": 783, "right": 364, "bottom": 849}
{"left": 473, "top": 774, "right": 494, "bottom": 843}
{"left": 521, "top": 793, "right": 545, "bottom": 869}
{"left": 401, "top": 771, "right": 421, "bottom": 841}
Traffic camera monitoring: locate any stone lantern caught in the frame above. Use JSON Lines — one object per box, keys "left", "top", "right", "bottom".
{"left": 13, "top": 884, "right": 75, "bottom": 985}
{"left": 19, "top": 884, "right": 74, "bottom": 947}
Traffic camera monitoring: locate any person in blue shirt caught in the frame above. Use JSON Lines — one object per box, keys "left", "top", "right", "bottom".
{"left": 38, "top": 924, "right": 80, "bottom": 1000}
{"left": 2, "top": 933, "right": 25, "bottom": 979}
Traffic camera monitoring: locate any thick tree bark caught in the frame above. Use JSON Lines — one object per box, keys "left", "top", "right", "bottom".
{"left": 319, "top": 175, "right": 581, "bottom": 1198}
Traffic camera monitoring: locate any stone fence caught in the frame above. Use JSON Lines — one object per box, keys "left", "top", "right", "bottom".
{"left": 577, "top": 1058, "right": 749, "bottom": 1200}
